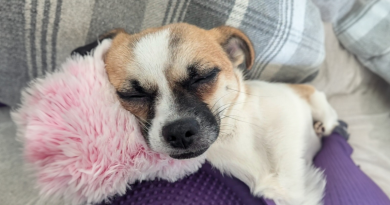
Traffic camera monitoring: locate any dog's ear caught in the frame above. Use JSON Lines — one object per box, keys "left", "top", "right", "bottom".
{"left": 210, "top": 26, "right": 255, "bottom": 70}
{"left": 71, "top": 28, "right": 126, "bottom": 56}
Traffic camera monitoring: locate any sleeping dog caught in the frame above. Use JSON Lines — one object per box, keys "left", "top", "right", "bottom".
{"left": 73, "top": 23, "right": 338, "bottom": 205}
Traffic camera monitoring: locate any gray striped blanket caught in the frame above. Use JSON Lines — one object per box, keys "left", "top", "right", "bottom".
{"left": 334, "top": 0, "right": 390, "bottom": 85}
{"left": 1, "top": 0, "right": 389, "bottom": 106}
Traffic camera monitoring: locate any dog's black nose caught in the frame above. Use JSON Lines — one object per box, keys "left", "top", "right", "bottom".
{"left": 162, "top": 118, "right": 200, "bottom": 149}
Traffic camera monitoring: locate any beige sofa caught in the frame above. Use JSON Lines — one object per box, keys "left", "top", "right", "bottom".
{"left": 311, "top": 23, "right": 390, "bottom": 197}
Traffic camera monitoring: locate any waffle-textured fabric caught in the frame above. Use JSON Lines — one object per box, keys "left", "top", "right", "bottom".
{"left": 314, "top": 133, "right": 390, "bottom": 205}
{"left": 98, "top": 162, "right": 270, "bottom": 205}
{"left": 97, "top": 131, "right": 390, "bottom": 205}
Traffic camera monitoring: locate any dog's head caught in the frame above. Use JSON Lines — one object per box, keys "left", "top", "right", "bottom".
{"left": 73, "top": 23, "right": 254, "bottom": 159}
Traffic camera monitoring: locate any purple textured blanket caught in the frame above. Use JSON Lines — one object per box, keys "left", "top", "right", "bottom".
{"left": 98, "top": 131, "right": 390, "bottom": 205}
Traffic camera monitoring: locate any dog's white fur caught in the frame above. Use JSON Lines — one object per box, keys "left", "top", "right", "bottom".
{"left": 132, "top": 30, "right": 179, "bottom": 154}
{"left": 207, "top": 70, "right": 338, "bottom": 205}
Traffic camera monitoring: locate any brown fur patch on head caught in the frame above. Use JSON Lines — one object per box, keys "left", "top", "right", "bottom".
{"left": 288, "top": 84, "right": 316, "bottom": 102}
{"left": 99, "top": 28, "right": 126, "bottom": 40}
{"left": 120, "top": 99, "right": 150, "bottom": 120}
{"left": 104, "top": 26, "right": 169, "bottom": 89}
{"left": 104, "top": 32, "right": 134, "bottom": 89}
{"left": 167, "top": 24, "right": 233, "bottom": 72}
{"left": 163, "top": 23, "right": 236, "bottom": 105}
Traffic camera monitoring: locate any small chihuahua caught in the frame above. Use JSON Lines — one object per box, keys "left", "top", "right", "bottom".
{"left": 73, "top": 23, "right": 338, "bottom": 205}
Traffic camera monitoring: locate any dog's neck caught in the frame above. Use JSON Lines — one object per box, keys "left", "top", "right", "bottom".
{"left": 207, "top": 71, "right": 270, "bottom": 193}
{"left": 217, "top": 69, "right": 258, "bottom": 139}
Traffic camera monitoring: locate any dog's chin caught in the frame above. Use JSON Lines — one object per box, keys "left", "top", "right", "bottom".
{"left": 169, "top": 148, "right": 208, "bottom": 159}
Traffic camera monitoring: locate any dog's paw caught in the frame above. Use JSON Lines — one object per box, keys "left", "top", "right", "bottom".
{"left": 313, "top": 121, "right": 325, "bottom": 138}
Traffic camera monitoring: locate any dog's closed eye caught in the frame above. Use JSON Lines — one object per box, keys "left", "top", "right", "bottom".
{"left": 116, "top": 80, "right": 156, "bottom": 102}
{"left": 117, "top": 80, "right": 155, "bottom": 102}
{"left": 189, "top": 68, "right": 220, "bottom": 88}
{"left": 116, "top": 91, "right": 149, "bottom": 101}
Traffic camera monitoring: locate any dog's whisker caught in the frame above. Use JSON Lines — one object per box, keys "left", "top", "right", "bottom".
{"left": 135, "top": 117, "right": 152, "bottom": 128}
{"left": 211, "top": 96, "right": 261, "bottom": 117}
{"left": 212, "top": 100, "right": 259, "bottom": 114}
{"left": 210, "top": 92, "right": 234, "bottom": 111}
{"left": 227, "top": 87, "right": 274, "bottom": 98}
{"left": 137, "top": 119, "right": 151, "bottom": 133}
{"left": 219, "top": 115, "right": 262, "bottom": 129}
{"left": 212, "top": 101, "right": 251, "bottom": 117}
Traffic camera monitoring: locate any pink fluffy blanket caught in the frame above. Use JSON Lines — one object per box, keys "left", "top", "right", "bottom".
{"left": 11, "top": 40, "right": 204, "bottom": 204}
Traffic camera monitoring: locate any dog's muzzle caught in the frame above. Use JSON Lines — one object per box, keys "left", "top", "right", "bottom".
{"left": 162, "top": 117, "right": 214, "bottom": 159}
